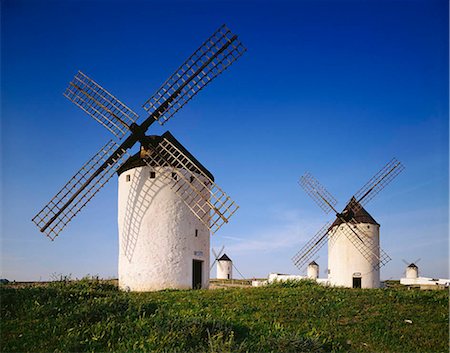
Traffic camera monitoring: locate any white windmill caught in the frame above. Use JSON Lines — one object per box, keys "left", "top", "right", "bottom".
{"left": 293, "top": 159, "right": 405, "bottom": 288}
{"left": 32, "top": 25, "right": 246, "bottom": 291}
{"left": 211, "top": 246, "right": 232, "bottom": 280}
{"left": 402, "top": 258, "right": 421, "bottom": 279}
{"left": 216, "top": 254, "right": 233, "bottom": 280}
{"left": 307, "top": 261, "right": 319, "bottom": 280}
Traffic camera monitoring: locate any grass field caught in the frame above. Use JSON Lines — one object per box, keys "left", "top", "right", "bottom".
{"left": 1, "top": 278, "right": 448, "bottom": 352}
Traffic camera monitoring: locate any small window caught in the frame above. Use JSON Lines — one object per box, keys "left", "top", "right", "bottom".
{"left": 126, "top": 174, "right": 131, "bottom": 182}
{"left": 190, "top": 176, "right": 195, "bottom": 183}
{"left": 195, "top": 229, "right": 198, "bottom": 237}
{"left": 150, "top": 171, "right": 156, "bottom": 179}
{"left": 172, "top": 172, "right": 177, "bottom": 180}
{"left": 367, "top": 225, "right": 370, "bottom": 229}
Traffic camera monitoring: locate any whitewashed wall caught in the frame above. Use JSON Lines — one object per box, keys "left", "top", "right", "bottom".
{"left": 307, "top": 263, "right": 319, "bottom": 279}
{"left": 328, "top": 223, "right": 380, "bottom": 288}
{"left": 117, "top": 166, "right": 210, "bottom": 291}
{"left": 406, "top": 266, "right": 419, "bottom": 279}
{"left": 217, "top": 259, "right": 232, "bottom": 279}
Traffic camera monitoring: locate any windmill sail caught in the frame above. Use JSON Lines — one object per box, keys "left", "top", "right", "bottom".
{"left": 299, "top": 172, "right": 338, "bottom": 214}
{"left": 142, "top": 135, "right": 239, "bottom": 233}
{"left": 142, "top": 24, "right": 246, "bottom": 125}
{"left": 32, "top": 140, "right": 130, "bottom": 239}
{"left": 350, "top": 158, "right": 405, "bottom": 214}
{"left": 210, "top": 246, "right": 225, "bottom": 271}
{"left": 335, "top": 218, "right": 391, "bottom": 270}
{"left": 64, "top": 71, "right": 139, "bottom": 139}
{"left": 292, "top": 221, "right": 332, "bottom": 270}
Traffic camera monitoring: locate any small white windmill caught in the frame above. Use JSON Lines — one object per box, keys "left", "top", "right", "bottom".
{"left": 210, "top": 246, "right": 226, "bottom": 272}
{"left": 293, "top": 158, "right": 405, "bottom": 289}
{"left": 402, "top": 258, "right": 421, "bottom": 279}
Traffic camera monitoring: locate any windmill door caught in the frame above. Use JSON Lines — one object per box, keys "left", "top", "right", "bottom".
{"left": 352, "top": 277, "right": 362, "bottom": 288}
{"left": 192, "top": 260, "right": 203, "bottom": 289}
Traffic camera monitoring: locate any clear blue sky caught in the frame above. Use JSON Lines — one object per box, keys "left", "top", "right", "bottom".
{"left": 1, "top": 0, "right": 448, "bottom": 281}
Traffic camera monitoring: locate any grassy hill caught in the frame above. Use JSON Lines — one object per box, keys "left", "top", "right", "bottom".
{"left": 1, "top": 278, "right": 448, "bottom": 352}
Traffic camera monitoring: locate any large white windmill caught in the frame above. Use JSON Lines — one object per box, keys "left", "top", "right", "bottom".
{"left": 293, "top": 159, "right": 405, "bottom": 288}
{"left": 32, "top": 25, "right": 246, "bottom": 291}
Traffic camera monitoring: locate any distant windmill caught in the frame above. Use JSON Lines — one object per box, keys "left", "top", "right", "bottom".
{"left": 211, "top": 246, "right": 244, "bottom": 280}
{"left": 210, "top": 246, "right": 226, "bottom": 272}
{"left": 293, "top": 158, "right": 404, "bottom": 288}
{"left": 32, "top": 25, "right": 246, "bottom": 291}
{"left": 402, "top": 258, "right": 421, "bottom": 279}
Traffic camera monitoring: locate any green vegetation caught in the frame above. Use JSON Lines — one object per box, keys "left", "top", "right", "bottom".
{"left": 1, "top": 278, "right": 448, "bottom": 352}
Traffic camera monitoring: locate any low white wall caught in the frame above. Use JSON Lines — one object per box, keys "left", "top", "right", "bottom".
{"left": 400, "top": 277, "right": 450, "bottom": 286}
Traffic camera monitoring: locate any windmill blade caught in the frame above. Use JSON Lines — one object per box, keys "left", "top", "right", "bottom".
{"left": 142, "top": 24, "right": 246, "bottom": 126}
{"left": 32, "top": 140, "right": 130, "bottom": 239}
{"left": 142, "top": 137, "right": 239, "bottom": 234}
{"left": 349, "top": 158, "right": 405, "bottom": 214}
{"left": 336, "top": 218, "right": 391, "bottom": 270}
{"left": 402, "top": 259, "right": 410, "bottom": 265}
{"left": 64, "top": 71, "right": 139, "bottom": 139}
{"left": 299, "top": 172, "right": 338, "bottom": 214}
{"left": 210, "top": 247, "right": 220, "bottom": 271}
{"left": 232, "top": 263, "right": 246, "bottom": 279}
{"left": 210, "top": 245, "right": 225, "bottom": 271}
{"left": 292, "top": 221, "right": 332, "bottom": 271}
{"left": 216, "top": 245, "right": 225, "bottom": 259}
{"left": 341, "top": 219, "right": 391, "bottom": 269}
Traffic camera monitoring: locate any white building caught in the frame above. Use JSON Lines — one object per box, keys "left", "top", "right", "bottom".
{"left": 116, "top": 132, "right": 211, "bottom": 291}
{"left": 400, "top": 263, "right": 449, "bottom": 289}
{"left": 328, "top": 201, "right": 381, "bottom": 289}
{"left": 307, "top": 261, "right": 319, "bottom": 279}
{"left": 405, "top": 263, "right": 419, "bottom": 279}
{"left": 216, "top": 253, "right": 233, "bottom": 280}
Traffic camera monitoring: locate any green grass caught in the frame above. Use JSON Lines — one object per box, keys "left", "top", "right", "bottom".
{"left": 1, "top": 278, "right": 448, "bottom": 352}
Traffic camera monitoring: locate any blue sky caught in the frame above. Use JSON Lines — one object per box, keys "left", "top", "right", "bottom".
{"left": 1, "top": 0, "right": 448, "bottom": 281}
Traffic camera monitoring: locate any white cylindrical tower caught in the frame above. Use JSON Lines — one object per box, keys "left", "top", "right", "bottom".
{"left": 217, "top": 254, "right": 233, "bottom": 280}
{"left": 116, "top": 133, "right": 212, "bottom": 291}
{"left": 406, "top": 263, "right": 419, "bottom": 279}
{"left": 307, "top": 261, "right": 319, "bottom": 279}
{"left": 328, "top": 201, "right": 381, "bottom": 289}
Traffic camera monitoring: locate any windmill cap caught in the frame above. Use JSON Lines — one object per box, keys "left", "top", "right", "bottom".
{"left": 218, "top": 253, "right": 232, "bottom": 261}
{"left": 117, "top": 131, "right": 214, "bottom": 181}
{"left": 308, "top": 261, "right": 319, "bottom": 266}
{"left": 407, "top": 263, "right": 418, "bottom": 268}
{"left": 330, "top": 197, "right": 379, "bottom": 228}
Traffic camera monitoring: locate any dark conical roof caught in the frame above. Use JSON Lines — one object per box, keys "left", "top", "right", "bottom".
{"left": 330, "top": 197, "right": 379, "bottom": 228}
{"left": 308, "top": 261, "right": 319, "bottom": 266}
{"left": 408, "top": 263, "right": 418, "bottom": 268}
{"left": 218, "top": 253, "right": 232, "bottom": 261}
{"left": 117, "top": 131, "right": 214, "bottom": 181}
